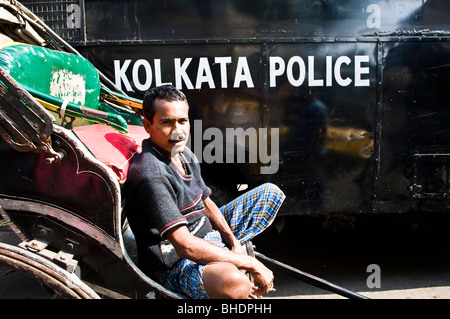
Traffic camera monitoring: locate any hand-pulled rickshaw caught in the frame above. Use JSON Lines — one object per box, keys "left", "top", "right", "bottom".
{"left": 0, "top": 0, "right": 367, "bottom": 299}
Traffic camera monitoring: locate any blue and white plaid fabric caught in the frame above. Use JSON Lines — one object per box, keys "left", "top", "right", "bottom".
{"left": 153, "top": 183, "right": 285, "bottom": 299}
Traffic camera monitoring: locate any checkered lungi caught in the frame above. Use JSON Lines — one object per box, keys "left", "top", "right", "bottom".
{"left": 153, "top": 182, "right": 285, "bottom": 299}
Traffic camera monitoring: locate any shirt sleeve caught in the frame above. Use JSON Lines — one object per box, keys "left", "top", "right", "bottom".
{"left": 185, "top": 150, "right": 211, "bottom": 200}
{"left": 201, "top": 181, "right": 212, "bottom": 200}
{"left": 195, "top": 162, "right": 211, "bottom": 200}
{"left": 137, "top": 175, "right": 188, "bottom": 238}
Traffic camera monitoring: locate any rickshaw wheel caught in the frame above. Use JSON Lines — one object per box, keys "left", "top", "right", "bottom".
{"left": 0, "top": 242, "right": 100, "bottom": 299}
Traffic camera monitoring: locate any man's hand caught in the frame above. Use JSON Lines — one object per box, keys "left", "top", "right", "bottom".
{"left": 202, "top": 197, "right": 275, "bottom": 298}
{"left": 245, "top": 258, "right": 274, "bottom": 298}
{"left": 230, "top": 238, "right": 245, "bottom": 255}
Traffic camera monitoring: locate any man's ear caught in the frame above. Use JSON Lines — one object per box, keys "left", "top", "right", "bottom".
{"left": 142, "top": 118, "right": 152, "bottom": 135}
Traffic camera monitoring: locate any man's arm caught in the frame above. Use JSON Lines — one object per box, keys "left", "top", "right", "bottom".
{"left": 165, "top": 224, "right": 273, "bottom": 296}
{"left": 203, "top": 196, "right": 242, "bottom": 254}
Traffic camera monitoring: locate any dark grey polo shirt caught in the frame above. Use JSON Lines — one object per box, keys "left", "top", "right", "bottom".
{"left": 125, "top": 139, "right": 212, "bottom": 271}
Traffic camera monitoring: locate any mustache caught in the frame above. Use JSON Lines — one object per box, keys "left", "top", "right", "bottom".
{"left": 169, "top": 133, "right": 187, "bottom": 142}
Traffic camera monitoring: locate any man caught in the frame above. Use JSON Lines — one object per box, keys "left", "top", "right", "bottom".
{"left": 125, "top": 85, "right": 285, "bottom": 299}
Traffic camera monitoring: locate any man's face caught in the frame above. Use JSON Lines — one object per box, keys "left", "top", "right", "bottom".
{"left": 143, "top": 98, "right": 190, "bottom": 158}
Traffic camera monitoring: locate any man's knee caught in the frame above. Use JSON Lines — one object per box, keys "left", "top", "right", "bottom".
{"left": 261, "top": 182, "right": 284, "bottom": 198}
{"left": 203, "top": 263, "right": 252, "bottom": 299}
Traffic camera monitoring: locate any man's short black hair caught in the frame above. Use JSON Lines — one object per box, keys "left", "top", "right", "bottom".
{"left": 142, "top": 85, "right": 188, "bottom": 123}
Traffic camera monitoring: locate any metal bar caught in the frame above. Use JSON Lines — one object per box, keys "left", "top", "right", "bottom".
{"left": 255, "top": 252, "right": 369, "bottom": 299}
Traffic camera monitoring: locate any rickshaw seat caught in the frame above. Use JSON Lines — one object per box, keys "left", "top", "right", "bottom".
{"left": 73, "top": 124, "right": 148, "bottom": 182}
